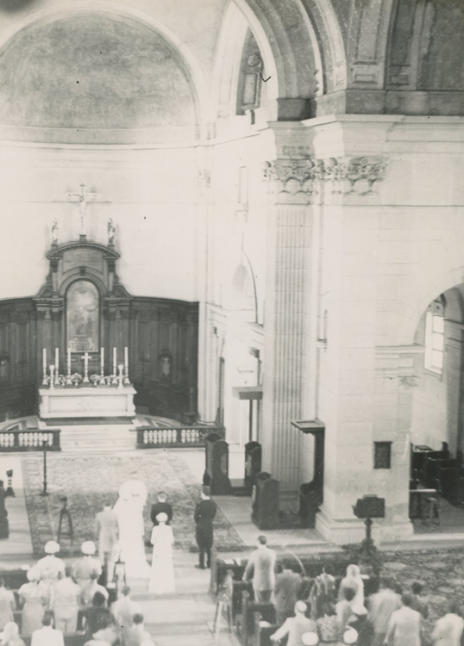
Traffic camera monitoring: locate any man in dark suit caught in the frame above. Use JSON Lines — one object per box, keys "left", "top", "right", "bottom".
{"left": 150, "top": 492, "right": 173, "bottom": 526}
{"left": 194, "top": 486, "right": 217, "bottom": 569}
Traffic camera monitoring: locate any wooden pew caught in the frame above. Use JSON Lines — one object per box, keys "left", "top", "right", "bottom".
{"left": 237, "top": 590, "right": 275, "bottom": 646}
{"left": 253, "top": 611, "right": 278, "bottom": 646}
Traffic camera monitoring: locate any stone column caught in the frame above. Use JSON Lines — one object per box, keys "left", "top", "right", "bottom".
{"left": 196, "top": 167, "right": 217, "bottom": 422}
{"left": 262, "top": 158, "right": 313, "bottom": 497}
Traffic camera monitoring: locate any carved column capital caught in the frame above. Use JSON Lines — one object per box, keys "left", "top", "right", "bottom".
{"left": 263, "top": 158, "right": 315, "bottom": 202}
{"left": 316, "top": 156, "right": 387, "bottom": 195}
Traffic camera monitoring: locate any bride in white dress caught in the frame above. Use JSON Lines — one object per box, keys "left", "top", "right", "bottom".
{"left": 149, "top": 512, "right": 175, "bottom": 594}
{"left": 113, "top": 480, "right": 150, "bottom": 579}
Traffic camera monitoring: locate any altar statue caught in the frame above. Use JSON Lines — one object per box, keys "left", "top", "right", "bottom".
{"left": 113, "top": 480, "right": 150, "bottom": 579}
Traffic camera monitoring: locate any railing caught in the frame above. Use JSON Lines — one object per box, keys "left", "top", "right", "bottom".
{"left": 135, "top": 425, "right": 225, "bottom": 449}
{"left": 0, "top": 428, "right": 61, "bottom": 452}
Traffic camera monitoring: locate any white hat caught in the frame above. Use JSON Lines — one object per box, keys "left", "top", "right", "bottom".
{"left": 27, "top": 567, "right": 39, "bottom": 582}
{"left": 44, "top": 541, "right": 60, "bottom": 554}
{"left": 302, "top": 633, "right": 319, "bottom": 646}
{"left": 156, "top": 512, "right": 168, "bottom": 523}
{"left": 81, "top": 541, "right": 96, "bottom": 555}
{"left": 343, "top": 627, "right": 358, "bottom": 645}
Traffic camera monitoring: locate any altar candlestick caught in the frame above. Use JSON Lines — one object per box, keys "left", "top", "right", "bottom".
{"left": 118, "top": 364, "right": 124, "bottom": 388}
{"left": 113, "top": 347, "right": 117, "bottom": 376}
{"left": 49, "top": 365, "right": 55, "bottom": 389}
{"left": 82, "top": 352, "right": 90, "bottom": 383}
{"left": 67, "top": 348, "right": 71, "bottom": 376}
{"left": 42, "top": 349, "right": 47, "bottom": 385}
{"left": 124, "top": 346, "right": 129, "bottom": 378}
{"left": 100, "top": 347, "right": 104, "bottom": 376}
{"left": 55, "top": 348, "right": 59, "bottom": 374}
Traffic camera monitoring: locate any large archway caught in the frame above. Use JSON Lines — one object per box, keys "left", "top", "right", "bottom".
{"left": 408, "top": 284, "right": 464, "bottom": 533}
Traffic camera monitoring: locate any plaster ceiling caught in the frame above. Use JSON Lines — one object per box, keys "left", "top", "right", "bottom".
{"left": 0, "top": 13, "right": 197, "bottom": 130}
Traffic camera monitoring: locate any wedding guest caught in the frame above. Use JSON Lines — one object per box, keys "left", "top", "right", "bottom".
{"left": 316, "top": 601, "right": 339, "bottom": 642}
{"left": 18, "top": 568, "right": 48, "bottom": 637}
{"left": 83, "top": 611, "right": 118, "bottom": 646}
{"left": 194, "top": 486, "right": 216, "bottom": 570}
{"left": 111, "top": 585, "right": 140, "bottom": 642}
{"left": 124, "top": 613, "right": 155, "bottom": 646}
{"left": 367, "top": 577, "right": 401, "bottom": 646}
{"left": 336, "top": 587, "right": 356, "bottom": 637}
{"left": 385, "top": 593, "right": 421, "bottom": 646}
{"left": 82, "top": 593, "right": 113, "bottom": 642}
{"left": 30, "top": 611, "right": 64, "bottom": 646}
{"left": 95, "top": 505, "right": 119, "bottom": 586}
{"left": 410, "top": 582, "right": 429, "bottom": 619}
{"left": 80, "top": 571, "right": 108, "bottom": 608}
{"left": 0, "top": 579, "right": 15, "bottom": 631}
{"left": 35, "top": 542, "right": 65, "bottom": 586}
{"left": 431, "top": 601, "right": 464, "bottom": 646}
{"left": 274, "top": 563, "right": 302, "bottom": 624}
{"left": 270, "top": 601, "right": 317, "bottom": 646}
{"left": 150, "top": 492, "right": 173, "bottom": 526}
{"left": 52, "top": 565, "right": 81, "bottom": 634}
{"left": 149, "top": 513, "right": 175, "bottom": 595}
{"left": 338, "top": 564, "right": 366, "bottom": 617}
{"left": 242, "top": 535, "right": 276, "bottom": 602}
{"left": 0, "top": 621, "right": 25, "bottom": 646}
{"left": 73, "top": 542, "right": 102, "bottom": 590}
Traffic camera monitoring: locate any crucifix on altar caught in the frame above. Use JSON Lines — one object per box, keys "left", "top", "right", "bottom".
{"left": 66, "top": 183, "right": 103, "bottom": 240}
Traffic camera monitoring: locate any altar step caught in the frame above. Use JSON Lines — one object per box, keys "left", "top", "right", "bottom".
{"left": 58, "top": 425, "right": 136, "bottom": 452}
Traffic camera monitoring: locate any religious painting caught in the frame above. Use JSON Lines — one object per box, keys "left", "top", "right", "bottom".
{"left": 66, "top": 280, "right": 99, "bottom": 352}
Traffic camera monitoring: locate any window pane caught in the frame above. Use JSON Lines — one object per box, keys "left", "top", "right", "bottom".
{"left": 431, "top": 350, "right": 443, "bottom": 369}
{"left": 432, "top": 316, "right": 444, "bottom": 333}
{"left": 432, "top": 334, "right": 444, "bottom": 351}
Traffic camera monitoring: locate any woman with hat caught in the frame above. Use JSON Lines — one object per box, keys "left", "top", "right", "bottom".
{"left": 35, "top": 542, "right": 65, "bottom": 585}
{"left": 18, "top": 568, "right": 48, "bottom": 638}
{"left": 148, "top": 512, "right": 175, "bottom": 595}
{"left": 72, "top": 542, "right": 102, "bottom": 590}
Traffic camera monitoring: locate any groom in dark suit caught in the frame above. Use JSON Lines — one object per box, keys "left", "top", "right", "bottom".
{"left": 150, "top": 492, "right": 173, "bottom": 526}
{"left": 194, "top": 486, "right": 217, "bottom": 569}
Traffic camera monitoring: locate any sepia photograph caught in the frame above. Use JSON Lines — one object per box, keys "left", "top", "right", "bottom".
{"left": 0, "top": 1, "right": 462, "bottom": 645}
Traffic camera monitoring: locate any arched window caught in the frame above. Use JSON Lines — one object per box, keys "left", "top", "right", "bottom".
{"left": 424, "top": 296, "right": 445, "bottom": 375}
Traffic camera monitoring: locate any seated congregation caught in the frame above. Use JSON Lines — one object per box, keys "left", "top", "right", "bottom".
{"left": 0, "top": 540, "right": 154, "bottom": 646}
{"left": 212, "top": 536, "right": 463, "bottom": 646}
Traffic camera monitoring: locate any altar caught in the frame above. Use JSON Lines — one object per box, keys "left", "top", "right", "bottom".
{"left": 39, "top": 385, "right": 136, "bottom": 420}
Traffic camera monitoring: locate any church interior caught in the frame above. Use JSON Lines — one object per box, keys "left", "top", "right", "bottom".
{"left": 0, "top": 0, "right": 464, "bottom": 644}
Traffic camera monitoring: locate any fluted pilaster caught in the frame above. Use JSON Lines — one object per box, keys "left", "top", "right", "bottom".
{"left": 262, "top": 159, "right": 312, "bottom": 491}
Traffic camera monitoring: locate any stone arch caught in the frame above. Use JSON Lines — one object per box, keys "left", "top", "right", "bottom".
{"left": 0, "top": 2, "right": 209, "bottom": 134}
{"left": 402, "top": 265, "right": 464, "bottom": 344}
{"left": 212, "top": 0, "right": 347, "bottom": 121}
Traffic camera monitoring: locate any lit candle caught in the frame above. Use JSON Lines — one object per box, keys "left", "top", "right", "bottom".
{"left": 113, "top": 347, "right": 117, "bottom": 376}
{"left": 100, "top": 347, "right": 104, "bottom": 376}
{"left": 67, "top": 348, "right": 71, "bottom": 376}
{"left": 124, "top": 346, "right": 129, "bottom": 378}
{"left": 55, "top": 347, "right": 59, "bottom": 374}
{"left": 42, "top": 349, "right": 47, "bottom": 385}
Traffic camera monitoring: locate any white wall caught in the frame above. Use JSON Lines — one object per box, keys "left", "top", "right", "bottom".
{"left": 0, "top": 143, "right": 200, "bottom": 302}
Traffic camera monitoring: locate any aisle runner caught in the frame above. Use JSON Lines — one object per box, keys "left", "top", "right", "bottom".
{"left": 21, "top": 452, "right": 243, "bottom": 556}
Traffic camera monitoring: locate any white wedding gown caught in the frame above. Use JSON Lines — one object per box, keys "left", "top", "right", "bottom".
{"left": 149, "top": 524, "right": 175, "bottom": 594}
{"left": 113, "top": 498, "right": 150, "bottom": 579}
